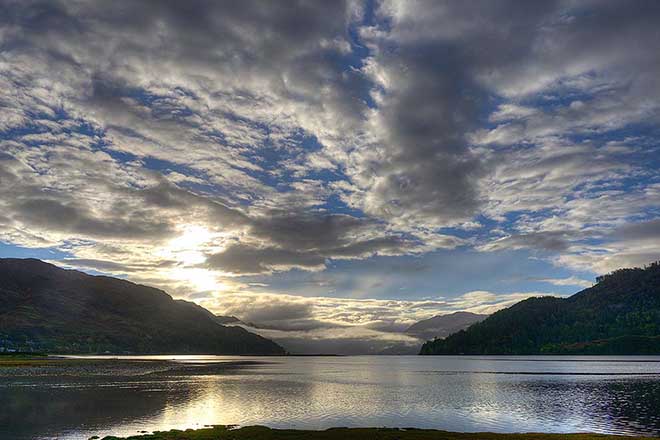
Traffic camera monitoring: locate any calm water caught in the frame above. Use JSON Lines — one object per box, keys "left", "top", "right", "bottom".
{"left": 2, "top": 355, "right": 660, "bottom": 439}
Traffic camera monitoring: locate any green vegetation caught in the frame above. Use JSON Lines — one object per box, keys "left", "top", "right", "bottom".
{"left": 0, "top": 351, "right": 47, "bottom": 358}
{"left": 0, "top": 352, "right": 50, "bottom": 367}
{"left": 421, "top": 262, "right": 660, "bottom": 355}
{"left": 100, "top": 426, "right": 658, "bottom": 440}
{"left": 0, "top": 258, "right": 284, "bottom": 355}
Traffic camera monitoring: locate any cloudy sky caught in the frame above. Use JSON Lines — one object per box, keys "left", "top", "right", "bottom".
{"left": 1, "top": 0, "right": 659, "bottom": 353}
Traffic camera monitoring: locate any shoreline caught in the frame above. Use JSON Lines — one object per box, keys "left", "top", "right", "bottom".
{"left": 99, "top": 426, "right": 659, "bottom": 440}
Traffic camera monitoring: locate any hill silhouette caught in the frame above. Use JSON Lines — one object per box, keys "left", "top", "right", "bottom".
{"left": 0, "top": 258, "right": 285, "bottom": 355}
{"left": 421, "top": 262, "right": 660, "bottom": 355}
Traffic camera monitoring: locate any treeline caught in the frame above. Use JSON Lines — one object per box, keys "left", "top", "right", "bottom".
{"left": 421, "top": 262, "right": 660, "bottom": 355}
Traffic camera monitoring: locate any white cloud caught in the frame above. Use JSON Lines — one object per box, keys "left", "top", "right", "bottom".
{"left": 201, "top": 288, "right": 555, "bottom": 354}
{"left": 533, "top": 276, "right": 593, "bottom": 289}
{"left": 0, "top": 0, "right": 658, "bottom": 324}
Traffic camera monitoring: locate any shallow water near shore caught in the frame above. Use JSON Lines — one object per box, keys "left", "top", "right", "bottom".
{"left": 1, "top": 355, "right": 660, "bottom": 439}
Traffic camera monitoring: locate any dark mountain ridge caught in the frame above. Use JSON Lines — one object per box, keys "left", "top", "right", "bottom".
{"left": 0, "top": 258, "right": 285, "bottom": 355}
{"left": 421, "top": 262, "right": 660, "bottom": 355}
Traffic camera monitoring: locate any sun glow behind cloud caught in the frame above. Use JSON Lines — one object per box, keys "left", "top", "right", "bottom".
{"left": 167, "top": 267, "right": 227, "bottom": 294}
{"left": 160, "top": 225, "right": 214, "bottom": 265}
{"left": 156, "top": 225, "right": 233, "bottom": 293}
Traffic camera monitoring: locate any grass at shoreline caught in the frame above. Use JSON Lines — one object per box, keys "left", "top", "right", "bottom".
{"left": 0, "top": 352, "right": 54, "bottom": 367}
{"left": 0, "top": 354, "right": 144, "bottom": 369}
{"left": 100, "top": 426, "right": 658, "bottom": 440}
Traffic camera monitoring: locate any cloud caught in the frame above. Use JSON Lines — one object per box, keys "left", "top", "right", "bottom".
{"left": 0, "top": 0, "right": 659, "bottom": 323}
{"left": 478, "top": 231, "right": 573, "bottom": 253}
{"left": 237, "top": 325, "right": 423, "bottom": 355}
{"left": 12, "top": 197, "right": 175, "bottom": 240}
{"left": 206, "top": 244, "right": 327, "bottom": 275}
{"left": 200, "top": 288, "right": 554, "bottom": 353}
{"left": 554, "top": 218, "right": 660, "bottom": 274}
{"left": 532, "top": 276, "right": 593, "bottom": 289}
{"left": 614, "top": 219, "right": 660, "bottom": 241}
{"left": 0, "top": 0, "right": 467, "bottom": 281}
{"left": 205, "top": 230, "right": 420, "bottom": 275}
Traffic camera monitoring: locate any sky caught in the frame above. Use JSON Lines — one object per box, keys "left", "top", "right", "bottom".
{"left": 1, "top": 0, "right": 659, "bottom": 353}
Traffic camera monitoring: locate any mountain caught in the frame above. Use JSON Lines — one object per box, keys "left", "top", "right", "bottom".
{"left": 421, "top": 262, "right": 660, "bottom": 355}
{"left": 0, "top": 258, "right": 285, "bottom": 355}
{"left": 215, "top": 315, "right": 242, "bottom": 325}
{"left": 215, "top": 315, "right": 259, "bottom": 328}
{"left": 406, "top": 311, "right": 488, "bottom": 341}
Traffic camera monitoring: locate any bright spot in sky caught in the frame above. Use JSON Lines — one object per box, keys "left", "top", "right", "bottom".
{"left": 159, "top": 225, "right": 214, "bottom": 265}
{"left": 154, "top": 225, "right": 233, "bottom": 292}
{"left": 168, "top": 266, "right": 225, "bottom": 293}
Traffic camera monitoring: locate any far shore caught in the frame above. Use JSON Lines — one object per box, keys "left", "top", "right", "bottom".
{"left": 99, "top": 426, "right": 659, "bottom": 440}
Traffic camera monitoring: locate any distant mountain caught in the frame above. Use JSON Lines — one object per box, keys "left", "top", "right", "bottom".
{"left": 0, "top": 258, "right": 285, "bottom": 355}
{"left": 215, "top": 315, "right": 242, "bottom": 325}
{"left": 421, "top": 262, "right": 660, "bottom": 355}
{"left": 376, "top": 343, "right": 420, "bottom": 355}
{"left": 406, "top": 311, "right": 488, "bottom": 341}
{"left": 215, "top": 315, "right": 260, "bottom": 328}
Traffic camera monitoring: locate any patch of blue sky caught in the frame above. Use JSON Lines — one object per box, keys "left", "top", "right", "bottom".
{"left": 100, "top": 147, "right": 139, "bottom": 167}
{"left": 567, "top": 121, "right": 660, "bottom": 146}
{"left": 477, "top": 94, "right": 510, "bottom": 128}
{"left": 438, "top": 213, "right": 516, "bottom": 241}
{"left": 139, "top": 155, "right": 251, "bottom": 205}
{"left": 317, "top": 194, "right": 367, "bottom": 218}
{"left": 485, "top": 208, "right": 558, "bottom": 230}
{"left": 239, "top": 130, "right": 342, "bottom": 190}
{"left": 346, "top": 0, "right": 375, "bottom": 61}
{"left": 141, "top": 156, "right": 189, "bottom": 175}
{"left": 3, "top": 108, "right": 78, "bottom": 137}
{"left": 120, "top": 85, "right": 194, "bottom": 113}
{"left": 0, "top": 242, "right": 70, "bottom": 261}
{"left": 531, "top": 90, "right": 597, "bottom": 110}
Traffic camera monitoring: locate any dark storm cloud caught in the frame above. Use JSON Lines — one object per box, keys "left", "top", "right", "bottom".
{"left": 202, "top": 208, "right": 427, "bottom": 274}
{"left": 353, "top": 1, "right": 560, "bottom": 227}
{"left": 361, "top": 46, "right": 486, "bottom": 225}
{"left": 614, "top": 219, "right": 660, "bottom": 241}
{"left": 129, "top": 177, "right": 249, "bottom": 228}
{"left": 12, "top": 198, "right": 175, "bottom": 240}
{"left": 206, "top": 243, "right": 326, "bottom": 274}
{"left": 206, "top": 228, "right": 412, "bottom": 275}
{"left": 249, "top": 213, "right": 370, "bottom": 251}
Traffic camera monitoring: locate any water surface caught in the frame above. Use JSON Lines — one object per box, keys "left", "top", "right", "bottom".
{"left": 1, "top": 355, "right": 659, "bottom": 439}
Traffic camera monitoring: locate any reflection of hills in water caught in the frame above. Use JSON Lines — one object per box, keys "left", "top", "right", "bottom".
{"left": 0, "top": 359, "right": 273, "bottom": 439}
{"left": 0, "top": 373, "right": 197, "bottom": 439}
{"left": 1, "top": 356, "right": 660, "bottom": 439}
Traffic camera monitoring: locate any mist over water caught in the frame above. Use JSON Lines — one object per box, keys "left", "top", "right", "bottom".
{"left": 2, "top": 355, "right": 660, "bottom": 439}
